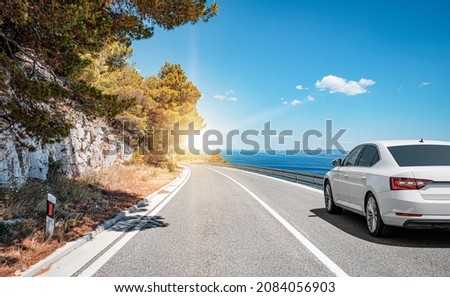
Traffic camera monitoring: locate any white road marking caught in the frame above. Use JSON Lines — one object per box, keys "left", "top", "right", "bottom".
{"left": 222, "top": 166, "right": 323, "bottom": 194}
{"left": 209, "top": 167, "right": 349, "bottom": 277}
{"left": 78, "top": 167, "right": 191, "bottom": 277}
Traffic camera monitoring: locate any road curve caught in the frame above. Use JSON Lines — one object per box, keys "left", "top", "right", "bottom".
{"left": 94, "top": 164, "right": 450, "bottom": 277}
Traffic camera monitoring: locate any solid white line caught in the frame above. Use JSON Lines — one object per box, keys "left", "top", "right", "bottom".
{"left": 78, "top": 167, "right": 191, "bottom": 277}
{"left": 208, "top": 167, "right": 349, "bottom": 277}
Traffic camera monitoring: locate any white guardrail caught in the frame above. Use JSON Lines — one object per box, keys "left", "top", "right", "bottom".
{"left": 229, "top": 164, "right": 325, "bottom": 189}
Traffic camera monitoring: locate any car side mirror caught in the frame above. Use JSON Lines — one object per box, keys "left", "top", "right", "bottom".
{"left": 332, "top": 158, "right": 342, "bottom": 167}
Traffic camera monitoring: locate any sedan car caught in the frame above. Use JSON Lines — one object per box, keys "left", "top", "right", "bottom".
{"left": 324, "top": 140, "right": 450, "bottom": 237}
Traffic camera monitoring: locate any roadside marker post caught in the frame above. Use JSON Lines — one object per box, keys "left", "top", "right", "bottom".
{"left": 46, "top": 193, "right": 57, "bottom": 239}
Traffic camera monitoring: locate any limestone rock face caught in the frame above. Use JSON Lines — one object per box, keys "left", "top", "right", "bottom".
{"left": 0, "top": 55, "right": 133, "bottom": 188}
{"left": 0, "top": 115, "right": 131, "bottom": 188}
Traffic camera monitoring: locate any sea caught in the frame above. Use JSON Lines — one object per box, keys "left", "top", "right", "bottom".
{"left": 221, "top": 150, "right": 347, "bottom": 175}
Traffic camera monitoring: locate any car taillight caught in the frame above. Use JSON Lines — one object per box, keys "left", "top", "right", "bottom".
{"left": 390, "top": 177, "right": 433, "bottom": 190}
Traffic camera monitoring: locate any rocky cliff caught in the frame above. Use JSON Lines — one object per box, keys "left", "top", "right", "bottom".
{"left": 0, "top": 54, "right": 133, "bottom": 188}
{"left": 0, "top": 114, "right": 131, "bottom": 188}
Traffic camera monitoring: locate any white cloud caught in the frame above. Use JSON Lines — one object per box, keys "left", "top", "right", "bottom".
{"left": 214, "top": 91, "right": 238, "bottom": 102}
{"left": 214, "top": 94, "right": 226, "bottom": 100}
{"left": 296, "top": 85, "right": 308, "bottom": 90}
{"left": 282, "top": 100, "right": 288, "bottom": 105}
{"left": 420, "top": 81, "right": 431, "bottom": 87}
{"left": 307, "top": 95, "right": 315, "bottom": 102}
{"left": 291, "top": 99, "right": 302, "bottom": 106}
{"left": 315, "top": 75, "right": 376, "bottom": 96}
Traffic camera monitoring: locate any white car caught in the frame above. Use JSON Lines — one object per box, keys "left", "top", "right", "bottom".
{"left": 324, "top": 140, "right": 450, "bottom": 237}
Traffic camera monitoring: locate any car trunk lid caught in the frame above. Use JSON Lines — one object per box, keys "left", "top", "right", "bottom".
{"left": 412, "top": 167, "right": 450, "bottom": 200}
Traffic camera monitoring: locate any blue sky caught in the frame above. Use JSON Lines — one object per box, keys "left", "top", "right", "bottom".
{"left": 130, "top": 0, "right": 450, "bottom": 151}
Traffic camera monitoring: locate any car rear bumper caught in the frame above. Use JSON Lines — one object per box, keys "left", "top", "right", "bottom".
{"left": 402, "top": 220, "right": 450, "bottom": 229}
{"left": 378, "top": 190, "right": 450, "bottom": 227}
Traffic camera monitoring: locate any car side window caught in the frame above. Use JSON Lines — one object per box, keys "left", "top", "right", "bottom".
{"left": 357, "top": 145, "right": 380, "bottom": 167}
{"left": 342, "top": 145, "right": 364, "bottom": 166}
{"left": 370, "top": 150, "right": 380, "bottom": 166}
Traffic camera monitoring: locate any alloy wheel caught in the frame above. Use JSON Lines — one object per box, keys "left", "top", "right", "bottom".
{"left": 366, "top": 196, "right": 378, "bottom": 234}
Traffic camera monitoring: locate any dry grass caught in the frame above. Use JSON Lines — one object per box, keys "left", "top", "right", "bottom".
{"left": 0, "top": 164, "right": 180, "bottom": 277}
{"left": 97, "top": 164, "right": 177, "bottom": 197}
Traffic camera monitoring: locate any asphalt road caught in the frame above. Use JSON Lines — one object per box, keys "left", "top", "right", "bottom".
{"left": 94, "top": 165, "right": 450, "bottom": 277}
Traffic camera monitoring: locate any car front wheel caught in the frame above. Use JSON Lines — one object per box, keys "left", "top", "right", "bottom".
{"left": 366, "top": 194, "right": 390, "bottom": 237}
{"left": 324, "top": 181, "right": 342, "bottom": 214}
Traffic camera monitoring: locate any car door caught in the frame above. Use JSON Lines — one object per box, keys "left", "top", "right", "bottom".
{"left": 331, "top": 145, "right": 365, "bottom": 207}
{"left": 346, "top": 145, "right": 380, "bottom": 213}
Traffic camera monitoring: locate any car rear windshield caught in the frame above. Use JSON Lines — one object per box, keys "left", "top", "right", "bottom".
{"left": 388, "top": 145, "right": 450, "bottom": 166}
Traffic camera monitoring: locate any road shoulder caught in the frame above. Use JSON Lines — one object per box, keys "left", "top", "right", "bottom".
{"left": 21, "top": 166, "right": 191, "bottom": 277}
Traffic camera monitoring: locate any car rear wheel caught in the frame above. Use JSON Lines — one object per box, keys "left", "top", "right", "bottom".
{"left": 366, "top": 194, "right": 390, "bottom": 237}
{"left": 324, "top": 182, "right": 342, "bottom": 214}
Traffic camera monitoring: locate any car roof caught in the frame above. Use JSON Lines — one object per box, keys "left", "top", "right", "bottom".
{"left": 361, "top": 139, "right": 450, "bottom": 147}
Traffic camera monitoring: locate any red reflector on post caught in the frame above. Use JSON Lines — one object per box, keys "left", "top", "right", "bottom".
{"left": 47, "top": 203, "right": 54, "bottom": 217}
{"left": 46, "top": 193, "right": 57, "bottom": 239}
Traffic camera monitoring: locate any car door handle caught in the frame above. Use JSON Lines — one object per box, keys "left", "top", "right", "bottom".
{"left": 344, "top": 174, "right": 349, "bottom": 179}
{"left": 361, "top": 176, "right": 367, "bottom": 181}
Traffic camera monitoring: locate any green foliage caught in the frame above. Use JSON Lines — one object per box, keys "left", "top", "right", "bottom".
{"left": 143, "top": 154, "right": 168, "bottom": 167}
{"left": 0, "top": 0, "right": 218, "bottom": 142}
{"left": 125, "top": 151, "right": 146, "bottom": 165}
{"left": 146, "top": 62, "right": 204, "bottom": 130}
{"left": 1, "top": 2, "right": 114, "bottom": 77}
{"left": 207, "top": 152, "right": 228, "bottom": 164}
{"left": 0, "top": 53, "right": 72, "bottom": 142}
{"left": 167, "top": 157, "right": 177, "bottom": 172}
{"left": 111, "top": 0, "right": 218, "bottom": 30}
{"left": 79, "top": 42, "right": 205, "bottom": 158}
{"left": 71, "top": 81, "right": 135, "bottom": 119}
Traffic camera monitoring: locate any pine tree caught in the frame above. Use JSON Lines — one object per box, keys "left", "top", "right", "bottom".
{"left": 0, "top": 0, "right": 217, "bottom": 142}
